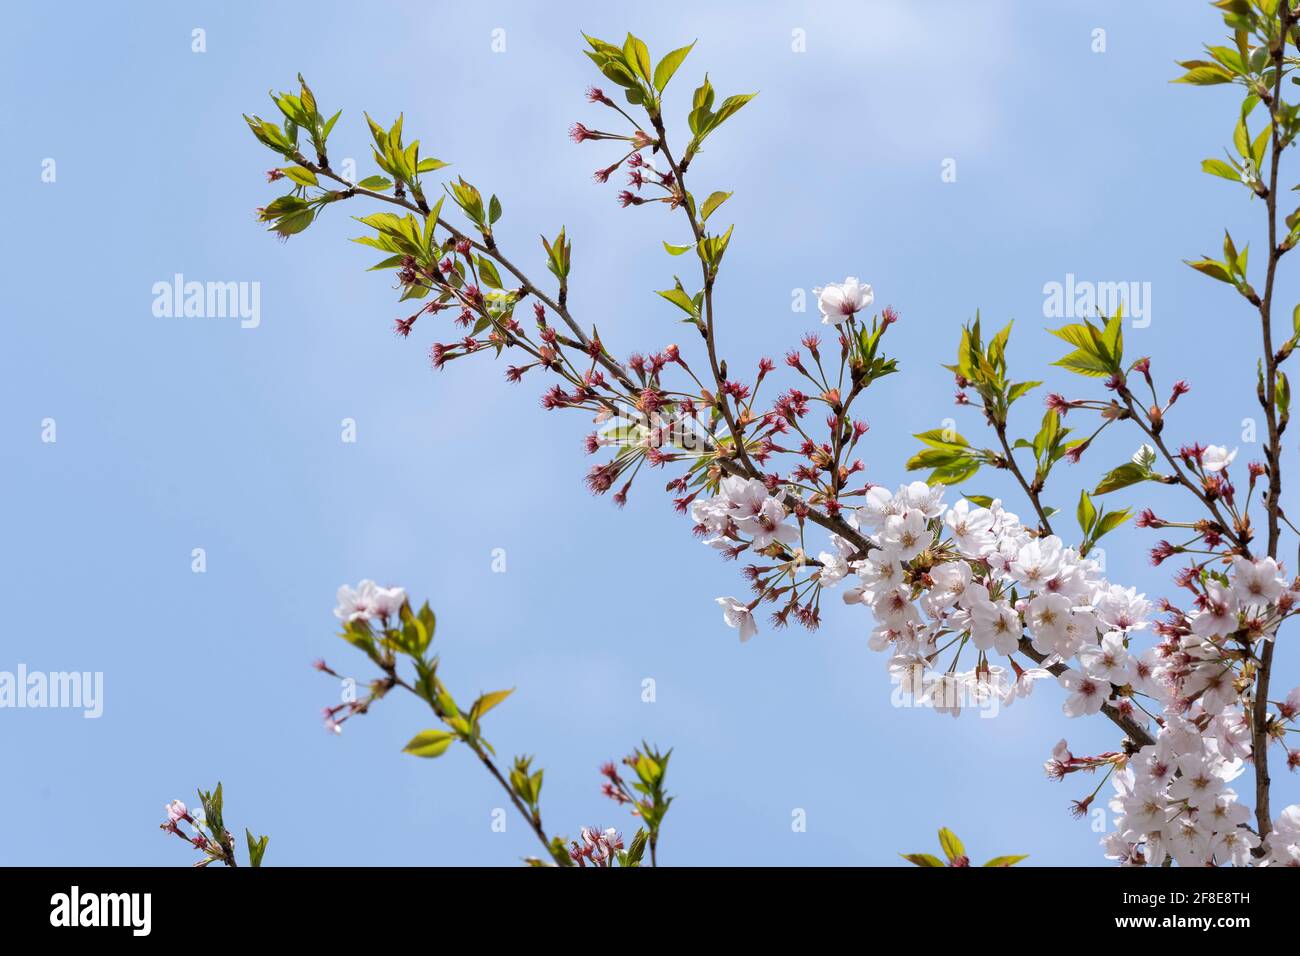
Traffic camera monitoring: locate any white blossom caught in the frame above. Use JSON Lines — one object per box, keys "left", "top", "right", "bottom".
{"left": 1200, "top": 444, "right": 1237, "bottom": 473}
{"left": 813, "top": 276, "right": 874, "bottom": 326}
{"left": 816, "top": 551, "right": 849, "bottom": 586}
{"left": 1230, "top": 556, "right": 1284, "bottom": 607}
{"left": 1059, "top": 668, "right": 1108, "bottom": 717}
{"left": 334, "top": 580, "right": 379, "bottom": 622}
{"left": 716, "top": 596, "right": 757, "bottom": 642}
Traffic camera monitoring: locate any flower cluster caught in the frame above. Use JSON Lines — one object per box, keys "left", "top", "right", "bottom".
{"left": 832, "top": 483, "right": 1153, "bottom": 718}
{"left": 160, "top": 799, "right": 209, "bottom": 852}
{"left": 758, "top": 478, "right": 1300, "bottom": 867}
{"left": 333, "top": 579, "right": 407, "bottom": 623}
{"left": 159, "top": 784, "right": 267, "bottom": 868}
{"left": 1099, "top": 726, "right": 1259, "bottom": 866}
{"left": 568, "top": 827, "right": 626, "bottom": 867}
{"left": 1090, "top": 548, "right": 1300, "bottom": 866}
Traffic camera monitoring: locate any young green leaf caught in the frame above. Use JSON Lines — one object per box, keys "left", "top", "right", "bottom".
{"left": 700, "top": 190, "right": 732, "bottom": 221}
{"left": 937, "top": 827, "right": 965, "bottom": 863}
{"left": 1077, "top": 489, "right": 1097, "bottom": 534}
{"left": 403, "top": 729, "right": 456, "bottom": 758}
{"left": 657, "top": 284, "right": 698, "bottom": 316}
{"left": 623, "top": 34, "right": 652, "bottom": 84}
{"left": 245, "top": 830, "right": 269, "bottom": 868}
{"left": 471, "top": 688, "right": 515, "bottom": 720}
{"left": 1093, "top": 462, "right": 1151, "bottom": 495}
{"left": 1094, "top": 508, "right": 1133, "bottom": 539}
{"left": 653, "top": 42, "right": 696, "bottom": 91}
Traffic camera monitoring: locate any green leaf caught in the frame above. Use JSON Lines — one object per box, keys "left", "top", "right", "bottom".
{"left": 541, "top": 228, "right": 571, "bottom": 282}
{"left": 322, "top": 109, "right": 342, "bottom": 140}
{"left": 713, "top": 93, "right": 756, "bottom": 126}
{"left": 907, "top": 427, "right": 982, "bottom": 485}
{"left": 339, "top": 618, "right": 382, "bottom": 664}
{"left": 448, "top": 177, "right": 485, "bottom": 225}
{"left": 657, "top": 286, "right": 698, "bottom": 316}
{"left": 901, "top": 853, "right": 945, "bottom": 867}
{"left": 982, "top": 855, "right": 1028, "bottom": 867}
{"left": 913, "top": 428, "right": 971, "bottom": 450}
{"left": 1054, "top": 348, "right": 1114, "bottom": 377}
{"left": 1173, "top": 63, "right": 1234, "bottom": 84}
{"left": 417, "top": 602, "right": 437, "bottom": 646}
{"left": 471, "top": 688, "right": 514, "bottom": 720}
{"left": 1093, "top": 462, "right": 1150, "bottom": 495}
{"left": 1233, "top": 116, "right": 1251, "bottom": 160}
{"left": 1077, "top": 489, "right": 1096, "bottom": 534}
{"left": 1032, "top": 408, "right": 1062, "bottom": 461}
{"left": 476, "top": 256, "right": 504, "bottom": 289}
{"left": 395, "top": 601, "right": 432, "bottom": 657}
{"left": 1007, "top": 380, "right": 1042, "bottom": 404}
{"left": 1186, "top": 258, "right": 1236, "bottom": 284}
{"left": 653, "top": 42, "right": 695, "bottom": 91}
{"left": 937, "top": 827, "right": 965, "bottom": 863}
{"left": 1251, "top": 125, "right": 1270, "bottom": 169}
{"left": 907, "top": 448, "right": 981, "bottom": 486}
{"left": 1205, "top": 45, "right": 1246, "bottom": 74}
{"left": 1101, "top": 310, "right": 1123, "bottom": 365}
{"left": 1094, "top": 508, "right": 1132, "bottom": 538}
{"left": 691, "top": 74, "right": 715, "bottom": 112}
{"left": 245, "top": 830, "right": 269, "bottom": 868}
{"left": 356, "top": 175, "right": 393, "bottom": 191}
{"left": 596, "top": 56, "right": 639, "bottom": 90}
{"left": 272, "top": 209, "right": 315, "bottom": 237}
{"left": 700, "top": 190, "right": 732, "bottom": 221}
{"left": 623, "top": 34, "right": 652, "bottom": 84}
{"left": 1050, "top": 317, "right": 1121, "bottom": 378}
{"left": 403, "top": 729, "right": 456, "bottom": 758}
{"left": 663, "top": 241, "right": 693, "bottom": 256}
{"left": 1201, "top": 158, "right": 1242, "bottom": 182}
{"left": 696, "top": 224, "right": 734, "bottom": 273}
{"left": 624, "top": 828, "right": 649, "bottom": 866}
{"left": 198, "top": 783, "right": 225, "bottom": 841}
{"left": 281, "top": 166, "right": 318, "bottom": 187}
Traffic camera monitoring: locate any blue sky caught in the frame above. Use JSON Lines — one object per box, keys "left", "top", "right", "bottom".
{"left": 2, "top": 0, "right": 1296, "bottom": 866}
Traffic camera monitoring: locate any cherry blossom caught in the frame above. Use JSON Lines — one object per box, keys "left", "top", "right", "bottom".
{"left": 1200, "top": 444, "right": 1237, "bottom": 473}
{"left": 1059, "top": 669, "right": 1108, "bottom": 717}
{"left": 334, "top": 580, "right": 378, "bottom": 622}
{"left": 812, "top": 277, "right": 874, "bottom": 326}
{"left": 693, "top": 476, "right": 1297, "bottom": 865}
{"left": 716, "top": 596, "right": 757, "bottom": 642}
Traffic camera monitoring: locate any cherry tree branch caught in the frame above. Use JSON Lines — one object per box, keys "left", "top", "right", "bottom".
{"left": 384, "top": 671, "right": 560, "bottom": 861}
{"left": 1248, "top": 0, "right": 1296, "bottom": 845}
